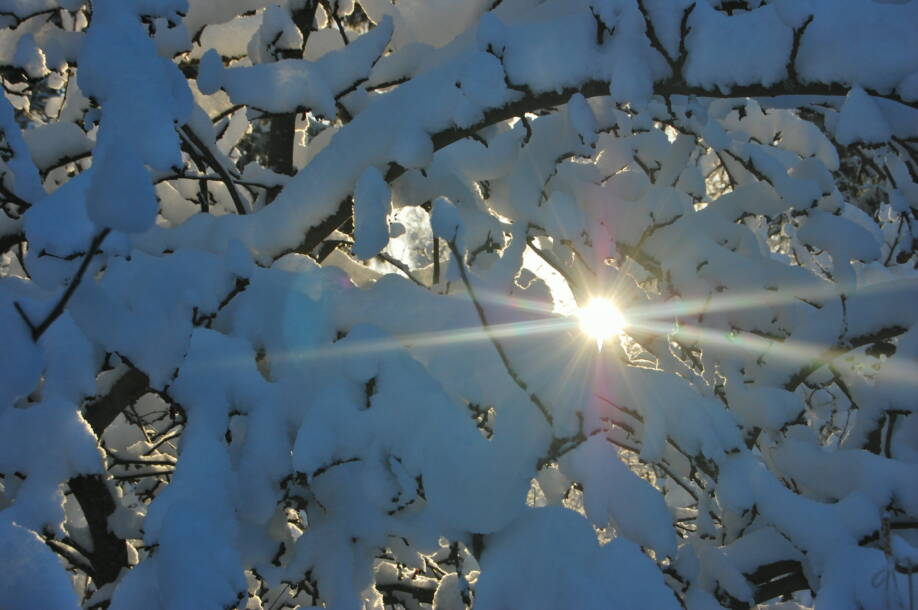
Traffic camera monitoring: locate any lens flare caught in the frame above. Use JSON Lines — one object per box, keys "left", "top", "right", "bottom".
{"left": 578, "top": 298, "right": 626, "bottom": 347}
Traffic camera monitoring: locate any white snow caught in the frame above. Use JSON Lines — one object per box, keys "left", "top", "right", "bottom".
{"left": 834, "top": 86, "right": 893, "bottom": 146}
{"left": 352, "top": 167, "right": 391, "bottom": 260}
{"left": 563, "top": 435, "right": 677, "bottom": 557}
{"left": 22, "top": 122, "right": 93, "bottom": 173}
{"left": 3, "top": 2, "right": 917, "bottom": 608}
{"left": 0, "top": 520, "right": 81, "bottom": 609}
{"left": 86, "top": 143, "right": 159, "bottom": 233}
{"left": 475, "top": 507, "right": 681, "bottom": 610}
{"left": 797, "top": 0, "right": 918, "bottom": 93}
{"left": 198, "top": 17, "right": 393, "bottom": 117}
{"left": 0, "top": 95, "right": 44, "bottom": 204}
{"left": 684, "top": 4, "right": 792, "bottom": 91}
{"left": 430, "top": 196, "right": 463, "bottom": 244}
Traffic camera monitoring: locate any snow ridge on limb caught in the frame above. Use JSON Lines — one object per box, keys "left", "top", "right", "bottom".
{"left": 2, "top": 1, "right": 918, "bottom": 608}
{"left": 136, "top": 1, "right": 917, "bottom": 262}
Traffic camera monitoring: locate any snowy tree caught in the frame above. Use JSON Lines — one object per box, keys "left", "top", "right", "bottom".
{"left": 1, "top": 0, "right": 918, "bottom": 608}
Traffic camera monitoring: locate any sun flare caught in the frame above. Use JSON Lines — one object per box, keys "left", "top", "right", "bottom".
{"left": 577, "top": 298, "right": 627, "bottom": 347}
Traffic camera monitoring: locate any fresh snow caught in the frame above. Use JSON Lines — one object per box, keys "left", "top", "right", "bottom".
{"left": 1, "top": 1, "right": 917, "bottom": 609}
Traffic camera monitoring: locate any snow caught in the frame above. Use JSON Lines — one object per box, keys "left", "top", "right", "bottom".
{"left": 721, "top": 526, "right": 804, "bottom": 581}
{"left": 22, "top": 171, "right": 103, "bottom": 289}
{"left": 0, "top": 282, "right": 43, "bottom": 407}
{"left": 501, "top": 11, "right": 597, "bottom": 95}
{"left": 198, "top": 16, "right": 393, "bottom": 117}
{"left": 730, "top": 386, "right": 804, "bottom": 432}
{"left": 152, "top": 17, "right": 192, "bottom": 59}
{"left": 816, "top": 545, "right": 912, "bottom": 610}
{"left": 566, "top": 93, "right": 598, "bottom": 150}
{"left": 797, "top": 0, "right": 918, "bottom": 93}
{"left": 708, "top": 182, "right": 786, "bottom": 221}
{"left": 900, "top": 70, "right": 918, "bottom": 102}
{"left": 0, "top": 94, "right": 44, "bottom": 204}
{"left": 684, "top": 4, "right": 792, "bottom": 91}
{"left": 719, "top": 453, "right": 882, "bottom": 573}
{"left": 563, "top": 435, "right": 677, "bottom": 557}
{"left": 390, "top": 127, "right": 434, "bottom": 169}
{"left": 604, "top": 169, "right": 651, "bottom": 202}
{"left": 352, "top": 167, "right": 391, "bottom": 260}
{"left": 770, "top": 437, "right": 918, "bottom": 514}
{"left": 475, "top": 507, "right": 681, "bottom": 610}
{"left": 0, "top": 520, "right": 80, "bottom": 610}
{"left": 797, "top": 209, "right": 881, "bottom": 286}
{"left": 247, "top": 4, "right": 303, "bottom": 63}
{"left": 843, "top": 277, "right": 918, "bottom": 343}
{"left": 68, "top": 248, "right": 236, "bottom": 388}
{"left": 0, "top": 0, "right": 58, "bottom": 19}
{"left": 39, "top": 311, "right": 101, "bottom": 402}
{"left": 21, "top": 122, "right": 93, "bottom": 173}
{"left": 78, "top": 0, "right": 191, "bottom": 172}
{"left": 135, "top": 329, "right": 265, "bottom": 609}
{"left": 430, "top": 196, "right": 463, "bottom": 244}
{"left": 184, "top": 0, "right": 270, "bottom": 35}
{"left": 0, "top": 398, "right": 103, "bottom": 531}
{"left": 640, "top": 0, "right": 696, "bottom": 60}
{"left": 834, "top": 86, "right": 893, "bottom": 146}
{"left": 195, "top": 12, "right": 263, "bottom": 59}
{"left": 86, "top": 143, "right": 159, "bottom": 233}
{"left": 3, "top": 2, "right": 918, "bottom": 608}
{"left": 362, "top": 0, "right": 488, "bottom": 50}
{"left": 13, "top": 33, "right": 48, "bottom": 79}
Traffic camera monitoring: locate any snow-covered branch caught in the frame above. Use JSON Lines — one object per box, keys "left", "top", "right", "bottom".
{"left": 1, "top": 1, "right": 917, "bottom": 608}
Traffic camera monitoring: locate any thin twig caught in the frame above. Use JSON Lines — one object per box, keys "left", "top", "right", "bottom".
{"left": 447, "top": 240, "right": 553, "bottom": 424}
{"left": 375, "top": 252, "right": 426, "bottom": 287}
{"left": 44, "top": 538, "right": 94, "bottom": 575}
{"left": 15, "top": 228, "right": 110, "bottom": 342}
{"left": 319, "top": 0, "right": 350, "bottom": 46}
{"left": 179, "top": 125, "right": 249, "bottom": 215}
{"left": 526, "top": 236, "right": 580, "bottom": 293}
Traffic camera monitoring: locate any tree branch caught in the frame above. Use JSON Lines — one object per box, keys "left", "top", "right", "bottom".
{"left": 0, "top": 230, "right": 24, "bottom": 255}
{"left": 447, "top": 240, "right": 554, "bottom": 425}
{"left": 0, "top": 182, "right": 31, "bottom": 212}
{"left": 83, "top": 367, "right": 151, "bottom": 436}
{"left": 15, "top": 228, "right": 110, "bottom": 342}
{"left": 67, "top": 475, "right": 128, "bottom": 586}
{"left": 44, "top": 537, "right": 94, "bottom": 576}
{"left": 293, "top": 70, "right": 913, "bottom": 259}
{"left": 266, "top": 2, "right": 320, "bottom": 179}
{"left": 783, "top": 324, "right": 908, "bottom": 390}
{"left": 179, "top": 125, "right": 248, "bottom": 214}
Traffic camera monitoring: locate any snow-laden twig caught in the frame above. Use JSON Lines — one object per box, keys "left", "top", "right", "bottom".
{"left": 15, "top": 228, "right": 110, "bottom": 342}
{"left": 447, "top": 240, "right": 553, "bottom": 425}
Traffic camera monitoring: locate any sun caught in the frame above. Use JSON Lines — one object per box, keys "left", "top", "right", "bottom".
{"left": 577, "top": 298, "right": 627, "bottom": 347}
